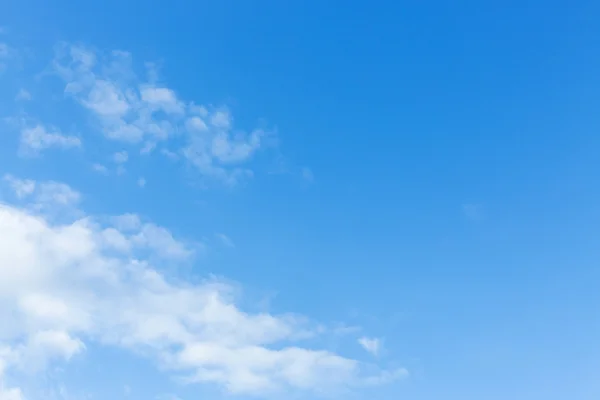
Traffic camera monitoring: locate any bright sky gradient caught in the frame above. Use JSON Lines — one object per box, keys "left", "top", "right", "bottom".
{"left": 1, "top": 1, "right": 600, "bottom": 400}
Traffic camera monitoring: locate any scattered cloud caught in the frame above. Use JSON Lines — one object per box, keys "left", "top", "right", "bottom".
{"left": 0, "top": 386, "right": 24, "bottom": 400}
{"left": 3, "top": 175, "right": 36, "bottom": 198}
{"left": 140, "top": 86, "right": 184, "bottom": 115}
{"left": 358, "top": 337, "right": 381, "bottom": 357}
{"left": 34, "top": 181, "right": 81, "bottom": 207}
{"left": 129, "top": 222, "right": 195, "bottom": 259}
{"left": 3, "top": 174, "right": 81, "bottom": 211}
{"left": 51, "top": 43, "right": 275, "bottom": 186}
{"left": 0, "top": 176, "right": 405, "bottom": 397}
{"left": 92, "top": 163, "right": 109, "bottom": 174}
{"left": 19, "top": 124, "right": 81, "bottom": 156}
{"left": 0, "top": 39, "right": 402, "bottom": 398}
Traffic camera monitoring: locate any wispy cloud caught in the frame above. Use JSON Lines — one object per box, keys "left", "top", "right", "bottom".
{"left": 51, "top": 43, "right": 274, "bottom": 186}
{"left": 92, "top": 163, "right": 109, "bottom": 174}
{"left": 4, "top": 174, "right": 81, "bottom": 207}
{"left": 19, "top": 124, "right": 81, "bottom": 156}
{"left": 358, "top": 337, "right": 382, "bottom": 356}
{"left": 3, "top": 174, "right": 36, "bottom": 198}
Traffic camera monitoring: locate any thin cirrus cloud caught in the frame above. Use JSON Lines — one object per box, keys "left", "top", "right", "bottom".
{"left": 0, "top": 176, "right": 406, "bottom": 397}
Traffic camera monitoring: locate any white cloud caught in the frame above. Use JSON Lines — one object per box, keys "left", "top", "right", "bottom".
{"left": 3, "top": 175, "right": 36, "bottom": 198}
{"left": 113, "top": 151, "right": 129, "bottom": 164}
{"left": 35, "top": 182, "right": 81, "bottom": 207}
{"left": 82, "top": 79, "right": 130, "bottom": 117}
{"left": 358, "top": 337, "right": 381, "bottom": 357}
{"left": 0, "top": 387, "right": 24, "bottom": 400}
{"left": 92, "top": 163, "right": 109, "bottom": 174}
{"left": 137, "top": 177, "right": 146, "bottom": 188}
{"left": 0, "top": 176, "right": 405, "bottom": 397}
{"left": 111, "top": 213, "right": 141, "bottom": 231}
{"left": 140, "top": 86, "right": 184, "bottom": 114}
{"left": 3, "top": 175, "right": 81, "bottom": 211}
{"left": 189, "top": 104, "right": 208, "bottom": 117}
{"left": 130, "top": 222, "right": 194, "bottom": 260}
{"left": 210, "top": 128, "right": 265, "bottom": 164}
{"left": 51, "top": 44, "right": 274, "bottom": 186}
{"left": 185, "top": 116, "right": 208, "bottom": 132}
{"left": 210, "top": 110, "right": 231, "bottom": 129}
{"left": 19, "top": 124, "right": 81, "bottom": 155}
{"left": 15, "top": 89, "right": 31, "bottom": 101}
{"left": 25, "top": 330, "right": 85, "bottom": 365}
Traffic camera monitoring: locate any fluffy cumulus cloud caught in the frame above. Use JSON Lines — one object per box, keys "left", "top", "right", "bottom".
{"left": 50, "top": 43, "right": 271, "bottom": 186}
{"left": 0, "top": 177, "right": 406, "bottom": 398}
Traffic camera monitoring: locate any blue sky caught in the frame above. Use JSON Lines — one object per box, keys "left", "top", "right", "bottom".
{"left": 1, "top": 1, "right": 600, "bottom": 399}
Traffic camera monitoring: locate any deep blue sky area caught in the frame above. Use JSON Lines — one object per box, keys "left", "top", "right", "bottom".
{"left": 2, "top": 1, "right": 600, "bottom": 399}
